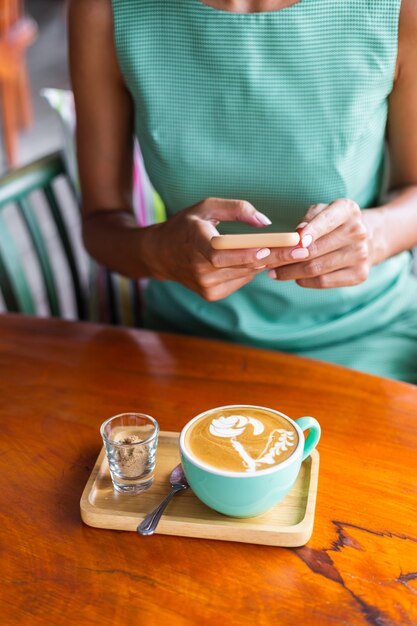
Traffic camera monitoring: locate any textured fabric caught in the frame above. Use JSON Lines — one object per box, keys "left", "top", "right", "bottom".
{"left": 112, "top": 0, "right": 417, "bottom": 381}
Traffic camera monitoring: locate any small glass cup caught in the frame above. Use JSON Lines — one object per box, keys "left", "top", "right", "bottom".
{"left": 100, "top": 413, "right": 159, "bottom": 494}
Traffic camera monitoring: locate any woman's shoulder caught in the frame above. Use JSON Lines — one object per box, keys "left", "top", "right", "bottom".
{"left": 399, "top": 0, "right": 417, "bottom": 37}
{"left": 396, "top": 0, "right": 417, "bottom": 81}
{"left": 68, "top": 0, "right": 113, "bottom": 30}
{"left": 68, "top": 0, "right": 123, "bottom": 88}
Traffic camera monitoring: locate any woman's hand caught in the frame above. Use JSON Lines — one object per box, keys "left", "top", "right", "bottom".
{"left": 268, "top": 199, "right": 387, "bottom": 289}
{"left": 141, "top": 198, "right": 273, "bottom": 301}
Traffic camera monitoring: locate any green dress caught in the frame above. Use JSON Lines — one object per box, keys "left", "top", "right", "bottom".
{"left": 112, "top": 0, "right": 417, "bottom": 382}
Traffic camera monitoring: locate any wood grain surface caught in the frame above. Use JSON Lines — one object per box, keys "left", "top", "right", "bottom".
{"left": 1, "top": 314, "right": 417, "bottom": 626}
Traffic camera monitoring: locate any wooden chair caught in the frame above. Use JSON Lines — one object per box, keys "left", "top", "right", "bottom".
{"left": 0, "top": 0, "right": 37, "bottom": 168}
{"left": 0, "top": 151, "right": 87, "bottom": 318}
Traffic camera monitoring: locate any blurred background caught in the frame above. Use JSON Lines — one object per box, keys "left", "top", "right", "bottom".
{"left": 0, "top": 0, "right": 152, "bottom": 323}
{"left": 0, "top": 0, "right": 88, "bottom": 319}
{"left": 1, "top": 0, "right": 68, "bottom": 173}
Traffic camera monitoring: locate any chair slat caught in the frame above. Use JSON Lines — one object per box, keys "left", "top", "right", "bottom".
{"left": 0, "top": 153, "right": 64, "bottom": 208}
{"left": 106, "top": 270, "right": 119, "bottom": 325}
{"left": 0, "top": 214, "right": 35, "bottom": 313}
{"left": 17, "top": 197, "right": 61, "bottom": 317}
{"left": 44, "top": 184, "right": 86, "bottom": 320}
{"left": 130, "top": 279, "right": 143, "bottom": 327}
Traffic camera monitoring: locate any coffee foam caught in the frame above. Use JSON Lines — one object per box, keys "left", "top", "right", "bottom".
{"left": 184, "top": 407, "right": 299, "bottom": 473}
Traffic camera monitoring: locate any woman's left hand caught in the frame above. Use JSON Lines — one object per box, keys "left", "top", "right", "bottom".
{"left": 268, "top": 199, "right": 386, "bottom": 289}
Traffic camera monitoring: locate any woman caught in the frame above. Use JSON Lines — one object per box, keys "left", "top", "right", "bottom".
{"left": 69, "top": 0, "right": 417, "bottom": 382}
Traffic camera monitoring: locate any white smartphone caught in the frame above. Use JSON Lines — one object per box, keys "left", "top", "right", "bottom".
{"left": 211, "top": 232, "right": 300, "bottom": 250}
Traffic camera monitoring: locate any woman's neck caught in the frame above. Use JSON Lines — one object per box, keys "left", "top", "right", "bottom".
{"left": 198, "top": 0, "right": 301, "bottom": 13}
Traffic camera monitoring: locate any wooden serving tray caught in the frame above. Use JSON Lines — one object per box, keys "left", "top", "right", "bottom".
{"left": 80, "top": 431, "right": 319, "bottom": 547}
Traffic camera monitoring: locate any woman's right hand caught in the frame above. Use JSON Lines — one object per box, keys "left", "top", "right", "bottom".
{"left": 140, "top": 198, "right": 273, "bottom": 301}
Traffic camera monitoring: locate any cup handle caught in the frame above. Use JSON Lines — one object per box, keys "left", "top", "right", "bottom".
{"left": 295, "top": 416, "right": 321, "bottom": 461}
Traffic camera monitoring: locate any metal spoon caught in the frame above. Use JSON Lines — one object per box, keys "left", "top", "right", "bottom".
{"left": 137, "top": 464, "right": 189, "bottom": 535}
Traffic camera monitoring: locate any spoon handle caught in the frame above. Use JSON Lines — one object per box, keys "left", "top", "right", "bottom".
{"left": 137, "top": 484, "right": 186, "bottom": 535}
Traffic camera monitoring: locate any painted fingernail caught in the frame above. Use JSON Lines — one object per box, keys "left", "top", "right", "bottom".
{"left": 296, "top": 222, "right": 308, "bottom": 230}
{"left": 255, "top": 212, "right": 272, "bottom": 226}
{"left": 268, "top": 270, "right": 277, "bottom": 279}
{"left": 301, "top": 234, "right": 313, "bottom": 248}
{"left": 256, "top": 248, "right": 271, "bottom": 260}
{"left": 291, "top": 248, "right": 309, "bottom": 259}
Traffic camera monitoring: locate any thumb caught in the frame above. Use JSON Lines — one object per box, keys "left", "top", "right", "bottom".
{"left": 198, "top": 198, "right": 272, "bottom": 228}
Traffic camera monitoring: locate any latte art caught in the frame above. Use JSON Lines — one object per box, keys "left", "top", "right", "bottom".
{"left": 209, "top": 415, "right": 264, "bottom": 438}
{"left": 185, "top": 407, "right": 299, "bottom": 473}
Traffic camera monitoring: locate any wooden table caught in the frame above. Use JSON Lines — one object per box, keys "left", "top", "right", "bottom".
{"left": 1, "top": 314, "right": 417, "bottom": 625}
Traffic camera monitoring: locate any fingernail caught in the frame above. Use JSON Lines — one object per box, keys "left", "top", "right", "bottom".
{"left": 268, "top": 270, "right": 277, "bottom": 279}
{"left": 256, "top": 248, "right": 271, "bottom": 260}
{"left": 255, "top": 212, "right": 272, "bottom": 226}
{"left": 301, "top": 234, "right": 313, "bottom": 248}
{"left": 291, "top": 247, "right": 309, "bottom": 259}
{"left": 296, "top": 222, "right": 308, "bottom": 230}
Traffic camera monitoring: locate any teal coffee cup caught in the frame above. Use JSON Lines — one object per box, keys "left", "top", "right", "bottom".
{"left": 179, "top": 405, "right": 321, "bottom": 518}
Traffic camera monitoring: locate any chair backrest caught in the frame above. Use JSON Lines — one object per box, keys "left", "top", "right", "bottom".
{"left": 0, "top": 152, "right": 87, "bottom": 319}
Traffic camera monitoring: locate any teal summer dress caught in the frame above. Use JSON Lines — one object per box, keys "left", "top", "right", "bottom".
{"left": 111, "top": 0, "right": 417, "bottom": 383}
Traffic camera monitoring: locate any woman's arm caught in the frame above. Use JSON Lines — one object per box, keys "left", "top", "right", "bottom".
{"left": 68, "top": 0, "right": 273, "bottom": 300}
{"left": 68, "top": 0, "right": 147, "bottom": 277}
{"left": 373, "top": 0, "right": 417, "bottom": 261}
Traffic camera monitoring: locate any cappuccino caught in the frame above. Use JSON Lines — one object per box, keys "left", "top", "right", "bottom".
{"left": 184, "top": 406, "right": 299, "bottom": 473}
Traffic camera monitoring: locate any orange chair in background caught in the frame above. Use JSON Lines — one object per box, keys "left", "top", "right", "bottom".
{"left": 0, "top": 0, "right": 37, "bottom": 169}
